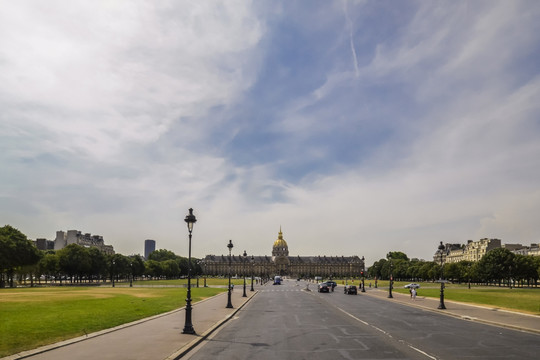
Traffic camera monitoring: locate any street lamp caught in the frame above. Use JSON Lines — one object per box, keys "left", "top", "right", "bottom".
{"left": 112, "top": 260, "right": 115, "bottom": 288}
{"left": 242, "top": 251, "right": 248, "bottom": 297}
{"left": 129, "top": 262, "right": 133, "bottom": 287}
{"left": 361, "top": 256, "right": 366, "bottom": 293}
{"left": 437, "top": 241, "right": 446, "bottom": 310}
{"left": 387, "top": 254, "right": 393, "bottom": 298}
{"left": 202, "top": 260, "right": 207, "bottom": 287}
{"left": 182, "top": 208, "right": 197, "bottom": 335}
{"left": 250, "top": 255, "right": 255, "bottom": 291}
{"left": 226, "top": 240, "right": 234, "bottom": 308}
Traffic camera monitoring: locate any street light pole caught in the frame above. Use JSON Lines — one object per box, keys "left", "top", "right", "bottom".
{"left": 129, "top": 262, "right": 133, "bottom": 287}
{"left": 226, "top": 240, "right": 234, "bottom": 308}
{"left": 242, "top": 251, "right": 248, "bottom": 297}
{"left": 437, "top": 241, "right": 446, "bottom": 310}
{"left": 361, "top": 256, "right": 366, "bottom": 293}
{"left": 387, "top": 254, "right": 393, "bottom": 298}
{"left": 182, "top": 208, "right": 197, "bottom": 334}
{"left": 203, "top": 260, "right": 207, "bottom": 287}
{"left": 250, "top": 255, "right": 255, "bottom": 291}
{"left": 112, "top": 260, "right": 115, "bottom": 288}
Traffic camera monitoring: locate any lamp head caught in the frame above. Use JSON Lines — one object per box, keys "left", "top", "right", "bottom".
{"left": 438, "top": 241, "right": 445, "bottom": 252}
{"left": 184, "top": 208, "right": 197, "bottom": 233}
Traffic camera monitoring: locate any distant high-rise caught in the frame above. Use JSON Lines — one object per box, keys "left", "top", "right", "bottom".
{"left": 144, "top": 239, "right": 156, "bottom": 259}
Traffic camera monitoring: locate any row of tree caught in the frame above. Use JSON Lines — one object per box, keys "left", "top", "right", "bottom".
{"left": 368, "top": 250, "right": 540, "bottom": 287}
{"left": 1, "top": 225, "right": 203, "bottom": 288}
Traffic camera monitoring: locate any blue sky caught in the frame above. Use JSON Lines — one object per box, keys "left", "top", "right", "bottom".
{"left": 2, "top": 0, "right": 540, "bottom": 263}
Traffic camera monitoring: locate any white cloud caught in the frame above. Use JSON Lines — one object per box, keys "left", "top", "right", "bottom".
{"left": 0, "top": 0, "right": 262, "bottom": 160}
{"left": 2, "top": 1, "right": 539, "bottom": 264}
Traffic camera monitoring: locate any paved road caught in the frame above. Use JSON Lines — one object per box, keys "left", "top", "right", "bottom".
{"left": 184, "top": 279, "right": 540, "bottom": 360}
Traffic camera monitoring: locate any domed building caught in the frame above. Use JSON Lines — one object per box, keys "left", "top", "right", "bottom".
{"left": 203, "top": 228, "right": 364, "bottom": 279}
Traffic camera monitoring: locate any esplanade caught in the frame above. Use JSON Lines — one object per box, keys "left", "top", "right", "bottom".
{"left": 202, "top": 228, "right": 364, "bottom": 279}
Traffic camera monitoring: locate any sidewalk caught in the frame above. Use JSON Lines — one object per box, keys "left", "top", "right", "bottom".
{"left": 3, "top": 287, "right": 258, "bottom": 360}
{"left": 363, "top": 287, "right": 540, "bottom": 334}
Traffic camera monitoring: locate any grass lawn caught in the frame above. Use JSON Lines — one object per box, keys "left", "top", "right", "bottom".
{"left": 131, "top": 277, "right": 251, "bottom": 287}
{"left": 0, "top": 286, "right": 225, "bottom": 357}
{"left": 373, "top": 280, "right": 540, "bottom": 315}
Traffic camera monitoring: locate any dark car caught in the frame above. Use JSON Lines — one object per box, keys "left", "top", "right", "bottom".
{"left": 344, "top": 285, "right": 357, "bottom": 295}
{"left": 318, "top": 283, "right": 330, "bottom": 293}
{"left": 325, "top": 281, "right": 337, "bottom": 291}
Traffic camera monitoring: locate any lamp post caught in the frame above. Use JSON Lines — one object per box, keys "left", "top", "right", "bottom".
{"left": 242, "top": 251, "right": 248, "bottom": 297}
{"left": 361, "top": 256, "right": 366, "bottom": 293}
{"left": 437, "top": 241, "right": 446, "bottom": 310}
{"left": 202, "top": 260, "right": 207, "bottom": 287}
{"left": 129, "top": 262, "right": 133, "bottom": 287}
{"left": 226, "top": 240, "right": 234, "bottom": 308}
{"left": 111, "top": 260, "right": 115, "bottom": 288}
{"left": 182, "top": 208, "right": 197, "bottom": 335}
{"left": 250, "top": 255, "right": 255, "bottom": 291}
{"left": 387, "top": 254, "right": 393, "bottom": 298}
{"left": 468, "top": 262, "right": 471, "bottom": 290}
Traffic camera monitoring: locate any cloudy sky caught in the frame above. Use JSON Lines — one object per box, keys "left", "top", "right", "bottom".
{"left": 2, "top": 1, "right": 540, "bottom": 264}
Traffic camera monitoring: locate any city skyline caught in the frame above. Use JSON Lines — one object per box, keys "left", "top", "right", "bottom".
{"left": 2, "top": 1, "right": 540, "bottom": 262}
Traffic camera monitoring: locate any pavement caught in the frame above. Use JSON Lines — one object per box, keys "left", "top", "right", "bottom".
{"left": 3, "top": 283, "right": 539, "bottom": 360}
{"left": 3, "top": 286, "right": 258, "bottom": 360}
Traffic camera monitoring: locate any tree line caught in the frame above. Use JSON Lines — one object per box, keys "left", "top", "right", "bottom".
{"left": 368, "top": 250, "right": 540, "bottom": 287}
{"left": 1, "top": 225, "right": 203, "bottom": 288}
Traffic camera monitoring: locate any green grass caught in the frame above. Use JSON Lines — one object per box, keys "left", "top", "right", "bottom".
{"left": 131, "top": 277, "right": 250, "bottom": 286}
{"left": 0, "top": 286, "right": 225, "bottom": 357}
{"left": 374, "top": 280, "right": 540, "bottom": 315}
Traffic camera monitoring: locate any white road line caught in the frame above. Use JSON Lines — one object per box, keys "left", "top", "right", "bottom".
{"left": 337, "top": 306, "right": 437, "bottom": 359}
{"left": 408, "top": 345, "right": 438, "bottom": 360}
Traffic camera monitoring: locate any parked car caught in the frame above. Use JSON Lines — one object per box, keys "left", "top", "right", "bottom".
{"left": 344, "top": 285, "right": 357, "bottom": 295}
{"left": 318, "top": 283, "right": 330, "bottom": 293}
{"left": 404, "top": 283, "right": 420, "bottom": 289}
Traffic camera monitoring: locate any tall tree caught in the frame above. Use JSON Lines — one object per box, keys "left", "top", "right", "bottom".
{"left": 0, "top": 225, "right": 41, "bottom": 287}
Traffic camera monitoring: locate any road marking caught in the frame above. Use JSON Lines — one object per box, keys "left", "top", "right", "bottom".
{"left": 337, "top": 306, "right": 437, "bottom": 359}
{"left": 407, "top": 345, "right": 438, "bottom": 360}
{"left": 337, "top": 307, "right": 370, "bottom": 326}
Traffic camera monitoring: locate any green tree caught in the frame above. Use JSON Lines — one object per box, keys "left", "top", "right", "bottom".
{"left": 39, "top": 252, "right": 59, "bottom": 283}
{"left": 148, "top": 249, "right": 178, "bottom": 262}
{"left": 144, "top": 260, "right": 163, "bottom": 278}
{"left": 129, "top": 255, "right": 145, "bottom": 279}
{"left": 57, "top": 244, "right": 91, "bottom": 283}
{"left": 162, "top": 259, "right": 180, "bottom": 278}
{"left": 477, "top": 248, "right": 515, "bottom": 286}
{"left": 88, "top": 247, "right": 107, "bottom": 282}
{"left": 0, "top": 225, "right": 41, "bottom": 288}
{"left": 387, "top": 251, "right": 409, "bottom": 261}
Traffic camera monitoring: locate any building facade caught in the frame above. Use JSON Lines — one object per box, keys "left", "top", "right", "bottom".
{"left": 144, "top": 239, "right": 156, "bottom": 259}
{"left": 437, "top": 238, "right": 540, "bottom": 264}
{"left": 202, "top": 229, "right": 364, "bottom": 279}
{"left": 54, "top": 230, "right": 115, "bottom": 255}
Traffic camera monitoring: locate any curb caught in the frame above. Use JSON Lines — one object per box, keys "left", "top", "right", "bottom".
{"left": 164, "top": 291, "right": 259, "bottom": 359}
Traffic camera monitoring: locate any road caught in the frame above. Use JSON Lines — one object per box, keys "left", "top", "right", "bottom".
{"left": 184, "top": 279, "right": 540, "bottom": 360}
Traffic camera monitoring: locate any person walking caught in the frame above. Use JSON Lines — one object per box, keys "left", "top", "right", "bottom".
{"left": 411, "top": 288, "right": 417, "bottom": 301}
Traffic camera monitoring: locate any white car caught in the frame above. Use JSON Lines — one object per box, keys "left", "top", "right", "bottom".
{"left": 404, "top": 283, "right": 420, "bottom": 289}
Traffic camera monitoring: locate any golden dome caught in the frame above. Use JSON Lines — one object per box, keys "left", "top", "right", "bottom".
{"left": 273, "top": 227, "right": 288, "bottom": 248}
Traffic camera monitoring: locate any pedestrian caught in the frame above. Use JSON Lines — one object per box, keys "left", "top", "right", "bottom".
{"left": 411, "top": 288, "right": 417, "bottom": 301}
{"left": 409, "top": 288, "right": 412, "bottom": 298}
{"left": 231, "top": 283, "right": 234, "bottom": 291}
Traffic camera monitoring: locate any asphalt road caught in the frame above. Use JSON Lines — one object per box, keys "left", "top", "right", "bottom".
{"left": 184, "top": 279, "right": 540, "bottom": 360}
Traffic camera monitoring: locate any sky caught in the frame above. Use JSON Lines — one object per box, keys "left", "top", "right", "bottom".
{"left": 2, "top": 0, "right": 540, "bottom": 264}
